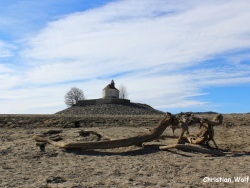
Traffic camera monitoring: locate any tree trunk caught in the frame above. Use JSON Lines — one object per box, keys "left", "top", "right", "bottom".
{"left": 34, "top": 112, "right": 174, "bottom": 150}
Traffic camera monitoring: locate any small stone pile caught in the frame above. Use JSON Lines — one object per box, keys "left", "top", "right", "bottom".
{"left": 56, "top": 103, "right": 164, "bottom": 115}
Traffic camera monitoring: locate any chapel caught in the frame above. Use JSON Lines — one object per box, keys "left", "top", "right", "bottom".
{"left": 102, "top": 80, "right": 119, "bottom": 99}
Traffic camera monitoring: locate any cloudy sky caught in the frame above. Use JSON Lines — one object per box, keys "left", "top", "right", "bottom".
{"left": 0, "top": 0, "right": 250, "bottom": 114}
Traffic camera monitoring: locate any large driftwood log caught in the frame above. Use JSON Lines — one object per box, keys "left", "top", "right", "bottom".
{"left": 34, "top": 113, "right": 226, "bottom": 156}
{"left": 34, "top": 112, "right": 174, "bottom": 150}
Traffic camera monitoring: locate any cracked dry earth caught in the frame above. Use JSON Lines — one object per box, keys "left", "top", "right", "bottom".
{"left": 0, "top": 115, "right": 250, "bottom": 188}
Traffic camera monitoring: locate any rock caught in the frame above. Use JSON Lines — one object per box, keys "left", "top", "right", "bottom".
{"left": 44, "top": 130, "right": 62, "bottom": 135}
{"left": 49, "top": 135, "right": 63, "bottom": 141}
{"left": 36, "top": 142, "right": 46, "bottom": 152}
{"left": 46, "top": 176, "right": 66, "bottom": 184}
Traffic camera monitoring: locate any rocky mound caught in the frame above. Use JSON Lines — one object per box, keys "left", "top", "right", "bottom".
{"left": 56, "top": 103, "right": 164, "bottom": 115}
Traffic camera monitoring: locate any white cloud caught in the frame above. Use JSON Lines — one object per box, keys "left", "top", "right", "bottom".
{"left": 0, "top": 40, "right": 17, "bottom": 58}
{"left": 21, "top": 0, "right": 250, "bottom": 79}
{"left": 0, "top": 63, "right": 23, "bottom": 90}
{"left": 22, "top": 0, "right": 250, "bottom": 63}
{"left": 0, "top": 63, "right": 13, "bottom": 73}
{"left": 1, "top": 0, "right": 250, "bottom": 113}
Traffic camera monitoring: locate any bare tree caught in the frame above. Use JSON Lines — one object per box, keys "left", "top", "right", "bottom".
{"left": 119, "top": 84, "right": 128, "bottom": 99}
{"left": 65, "top": 87, "right": 85, "bottom": 107}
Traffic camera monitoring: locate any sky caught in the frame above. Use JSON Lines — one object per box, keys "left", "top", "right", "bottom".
{"left": 0, "top": 0, "right": 250, "bottom": 114}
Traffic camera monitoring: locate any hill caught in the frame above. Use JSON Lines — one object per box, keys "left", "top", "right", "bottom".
{"left": 56, "top": 102, "right": 164, "bottom": 115}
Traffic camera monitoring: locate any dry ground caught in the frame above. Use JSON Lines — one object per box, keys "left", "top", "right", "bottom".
{"left": 0, "top": 114, "right": 249, "bottom": 188}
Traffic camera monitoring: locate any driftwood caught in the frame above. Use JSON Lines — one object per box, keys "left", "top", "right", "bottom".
{"left": 172, "top": 113, "right": 223, "bottom": 146}
{"left": 189, "top": 114, "right": 224, "bottom": 148}
{"left": 34, "top": 113, "right": 225, "bottom": 156}
{"left": 34, "top": 112, "right": 174, "bottom": 150}
{"left": 159, "top": 144, "right": 225, "bottom": 156}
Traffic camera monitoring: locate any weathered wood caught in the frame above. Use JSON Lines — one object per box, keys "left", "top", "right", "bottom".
{"left": 159, "top": 144, "right": 225, "bottom": 156}
{"left": 34, "top": 113, "right": 226, "bottom": 156}
{"left": 34, "top": 112, "right": 174, "bottom": 150}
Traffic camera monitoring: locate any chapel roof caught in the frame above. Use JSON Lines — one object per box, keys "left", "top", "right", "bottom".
{"left": 103, "top": 80, "right": 119, "bottom": 90}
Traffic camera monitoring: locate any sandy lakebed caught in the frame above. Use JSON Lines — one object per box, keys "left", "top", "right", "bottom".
{"left": 0, "top": 114, "right": 249, "bottom": 188}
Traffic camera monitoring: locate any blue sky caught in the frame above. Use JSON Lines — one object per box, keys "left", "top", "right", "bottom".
{"left": 0, "top": 0, "right": 250, "bottom": 114}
